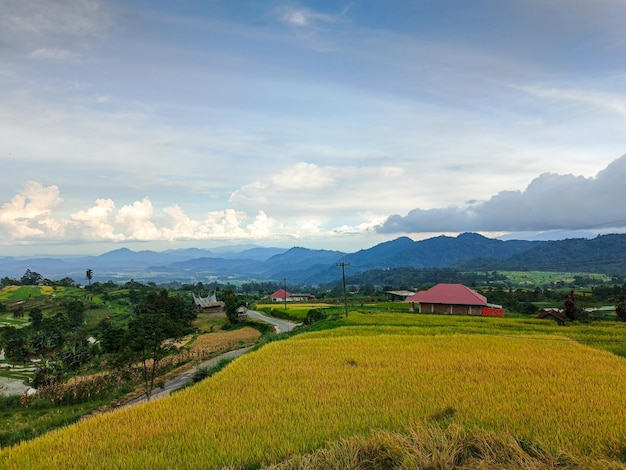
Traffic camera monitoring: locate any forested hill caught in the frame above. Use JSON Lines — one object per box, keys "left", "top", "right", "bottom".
{"left": 1, "top": 233, "right": 625, "bottom": 284}
{"left": 455, "top": 234, "right": 626, "bottom": 274}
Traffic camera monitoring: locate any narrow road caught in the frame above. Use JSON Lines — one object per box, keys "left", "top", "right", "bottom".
{"left": 121, "top": 346, "right": 253, "bottom": 408}
{"left": 120, "top": 311, "right": 296, "bottom": 409}
{"left": 245, "top": 309, "right": 298, "bottom": 332}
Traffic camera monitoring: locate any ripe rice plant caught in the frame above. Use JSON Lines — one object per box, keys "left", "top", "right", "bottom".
{"left": 188, "top": 327, "right": 261, "bottom": 359}
{"left": 2, "top": 329, "right": 625, "bottom": 469}
{"left": 39, "top": 286, "right": 54, "bottom": 295}
{"left": 328, "top": 312, "right": 626, "bottom": 357}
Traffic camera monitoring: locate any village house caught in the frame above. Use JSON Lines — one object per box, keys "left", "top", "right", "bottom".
{"left": 269, "top": 289, "right": 316, "bottom": 303}
{"left": 386, "top": 290, "right": 416, "bottom": 302}
{"left": 406, "top": 283, "right": 504, "bottom": 317}
{"left": 192, "top": 293, "right": 225, "bottom": 313}
{"left": 536, "top": 308, "right": 567, "bottom": 326}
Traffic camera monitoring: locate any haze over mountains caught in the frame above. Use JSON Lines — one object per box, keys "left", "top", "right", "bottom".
{"left": 1, "top": 233, "right": 624, "bottom": 286}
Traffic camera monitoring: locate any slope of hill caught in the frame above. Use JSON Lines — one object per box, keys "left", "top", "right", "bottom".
{"left": 456, "top": 234, "right": 626, "bottom": 274}
{"left": 1, "top": 233, "right": 625, "bottom": 284}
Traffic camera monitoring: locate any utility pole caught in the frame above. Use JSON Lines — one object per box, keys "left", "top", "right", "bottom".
{"left": 336, "top": 256, "right": 350, "bottom": 317}
{"left": 282, "top": 276, "right": 288, "bottom": 311}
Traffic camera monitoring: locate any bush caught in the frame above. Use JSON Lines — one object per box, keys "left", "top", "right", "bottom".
{"left": 304, "top": 309, "right": 326, "bottom": 325}
{"left": 192, "top": 358, "right": 234, "bottom": 383}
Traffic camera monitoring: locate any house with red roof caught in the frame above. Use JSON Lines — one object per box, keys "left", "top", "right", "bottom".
{"left": 406, "top": 283, "right": 504, "bottom": 317}
{"left": 269, "top": 289, "right": 315, "bottom": 303}
{"left": 270, "top": 289, "right": 291, "bottom": 302}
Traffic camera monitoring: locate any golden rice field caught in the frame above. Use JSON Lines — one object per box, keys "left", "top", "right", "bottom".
{"left": 39, "top": 286, "right": 54, "bottom": 295}
{"left": 188, "top": 327, "right": 261, "bottom": 357}
{"left": 2, "top": 326, "right": 625, "bottom": 469}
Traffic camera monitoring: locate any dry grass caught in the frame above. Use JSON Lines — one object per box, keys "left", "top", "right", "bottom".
{"left": 265, "top": 425, "right": 624, "bottom": 470}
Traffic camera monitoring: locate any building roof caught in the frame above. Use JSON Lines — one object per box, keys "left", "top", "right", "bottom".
{"left": 270, "top": 289, "right": 291, "bottom": 299}
{"left": 537, "top": 309, "right": 567, "bottom": 322}
{"left": 386, "top": 290, "right": 416, "bottom": 297}
{"left": 406, "top": 283, "right": 487, "bottom": 306}
{"left": 192, "top": 294, "right": 224, "bottom": 309}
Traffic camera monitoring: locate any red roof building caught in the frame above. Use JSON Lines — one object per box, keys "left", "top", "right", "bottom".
{"left": 269, "top": 289, "right": 291, "bottom": 302}
{"left": 406, "top": 283, "right": 504, "bottom": 317}
{"left": 269, "top": 289, "right": 316, "bottom": 302}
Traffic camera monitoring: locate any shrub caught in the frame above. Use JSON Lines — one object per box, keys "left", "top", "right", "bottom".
{"left": 192, "top": 358, "right": 234, "bottom": 383}
{"left": 304, "top": 309, "right": 327, "bottom": 325}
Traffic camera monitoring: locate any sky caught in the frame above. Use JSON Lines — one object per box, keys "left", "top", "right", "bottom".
{"left": 1, "top": 0, "right": 625, "bottom": 256}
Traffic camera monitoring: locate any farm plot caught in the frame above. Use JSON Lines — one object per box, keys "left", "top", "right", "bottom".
{"left": 2, "top": 331, "right": 625, "bottom": 469}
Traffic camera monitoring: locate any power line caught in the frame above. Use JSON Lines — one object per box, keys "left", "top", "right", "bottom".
{"left": 336, "top": 256, "right": 350, "bottom": 317}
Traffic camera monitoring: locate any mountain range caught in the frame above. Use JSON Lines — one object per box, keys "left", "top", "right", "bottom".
{"left": 1, "top": 233, "right": 624, "bottom": 285}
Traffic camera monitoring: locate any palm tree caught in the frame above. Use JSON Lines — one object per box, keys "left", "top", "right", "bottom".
{"left": 85, "top": 269, "right": 93, "bottom": 286}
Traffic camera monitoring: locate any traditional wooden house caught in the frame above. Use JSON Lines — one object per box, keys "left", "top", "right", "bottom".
{"left": 406, "top": 283, "right": 504, "bottom": 317}
{"left": 236, "top": 305, "right": 248, "bottom": 319}
{"left": 192, "top": 294, "right": 225, "bottom": 313}
{"left": 536, "top": 309, "right": 567, "bottom": 326}
{"left": 386, "top": 290, "right": 416, "bottom": 302}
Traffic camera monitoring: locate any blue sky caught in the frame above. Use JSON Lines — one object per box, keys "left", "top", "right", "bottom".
{"left": 1, "top": 0, "right": 625, "bottom": 255}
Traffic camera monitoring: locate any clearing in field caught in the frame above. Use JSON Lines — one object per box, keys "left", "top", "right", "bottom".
{"left": 2, "top": 320, "right": 625, "bottom": 469}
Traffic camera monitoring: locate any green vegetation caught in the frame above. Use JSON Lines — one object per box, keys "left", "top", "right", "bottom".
{"left": 1, "top": 268, "right": 626, "bottom": 466}
{"left": 0, "top": 279, "right": 277, "bottom": 450}
{"left": 2, "top": 316, "right": 626, "bottom": 468}
{"left": 191, "top": 357, "right": 235, "bottom": 383}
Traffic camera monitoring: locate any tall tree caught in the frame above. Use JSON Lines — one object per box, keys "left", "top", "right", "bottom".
{"left": 125, "top": 290, "right": 193, "bottom": 400}
{"left": 222, "top": 287, "right": 241, "bottom": 325}
{"left": 29, "top": 307, "right": 43, "bottom": 329}
{"left": 21, "top": 269, "right": 42, "bottom": 286}
{"left": 85, "top": 269, "right": 93, "bottom": 286}
{"left": 62, "top": 299, "right": 85, "bottom": 328}
{"left": 616, "top": 295, "right": 626, "bottom": 322}
{"left": 563, "top": 289, "right": 578, "bottom": 321}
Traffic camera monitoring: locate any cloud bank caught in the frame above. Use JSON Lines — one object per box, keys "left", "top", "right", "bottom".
{"left": 2, "top": 156, "right": 625, "bottom": 252}
{"left": 377, "top": 155, "right": 626, "bottom": 234}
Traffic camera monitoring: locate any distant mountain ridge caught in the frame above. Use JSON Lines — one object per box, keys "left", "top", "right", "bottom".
{"left": 1, "top": 233, "right": 624, "bottom": 284}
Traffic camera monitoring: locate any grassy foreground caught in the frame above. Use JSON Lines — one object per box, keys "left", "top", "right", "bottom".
{"left": 2, "top": 311, "right": 626, "bottom": 469}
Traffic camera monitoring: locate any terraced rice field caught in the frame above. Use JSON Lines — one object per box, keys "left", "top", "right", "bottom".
{"left": 2, "top": 318, "right": 625, "bottom": 469}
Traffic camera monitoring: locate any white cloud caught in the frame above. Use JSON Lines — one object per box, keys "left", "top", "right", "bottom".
{"left": 277, "top": 6, "right": 344, "bottom": 27}
{"left": 162, "top": 204, "right": 201, "bottom": 240}
{"left": 0, "top": 0, "right": 110, "bottom": 36}
{"left": 0, "top": 182, "right": 64, "bottom": 237}
{"left": 203, "top": 209, "right": 248, "bottom": 238}
{"left": 229, "top": 181, "right": 268, "bottom": 205}
{"left": 115, "top": 198, "right": 163, "bottom": 241}
{"left": 29, "top": 48, "right": 76, "bottom": 60}
{"left": 245, "top": 210, "right": 281, "bottom": 239}
{"left": 70, "top": 198, "right": 122, "bottom": 241}
{"left": 231, "top": 162, "right": 406, "bottom": 214}
{"left": 271, "top": 162, "right": 335, "bottom": 190}
{"left": 517, "top": 85, "right": 626, "bottom": 117}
